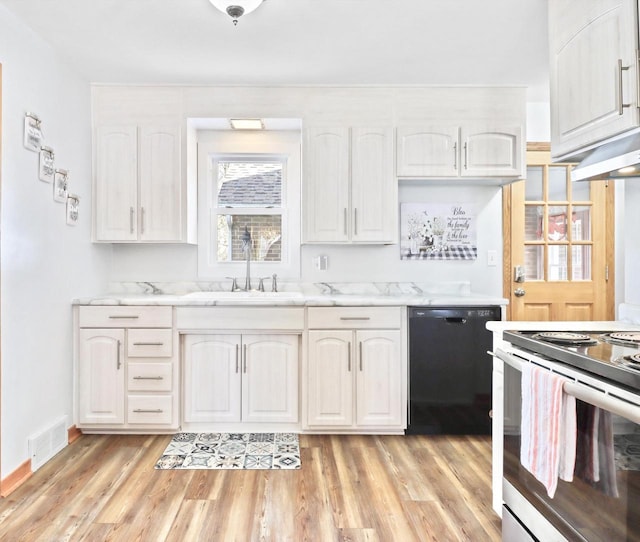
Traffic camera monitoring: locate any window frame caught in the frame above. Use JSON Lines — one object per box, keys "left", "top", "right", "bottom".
{"left": 197, "top": 130, "right": 301, "bottom": 280}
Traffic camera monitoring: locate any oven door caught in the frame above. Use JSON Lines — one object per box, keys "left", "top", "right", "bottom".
{"left": 499, "top": 348, "right": 640, "bottom": 542}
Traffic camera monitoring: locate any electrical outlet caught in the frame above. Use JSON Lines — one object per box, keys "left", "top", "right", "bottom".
{"left": 314, "top": 255, "right": 328, "bottom": 271}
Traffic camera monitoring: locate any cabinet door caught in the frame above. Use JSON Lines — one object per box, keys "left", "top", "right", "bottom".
{"left": 461, "top": 124, "right": 523, "bottom": 177}
{"left": 183, "top": 334, "right": 242, "bottom": 423}
{"left": 307, "top": 330, "right": 353, "bottom": 427}
{"left": 549, "top": 0, "right": 639, "bottom": 158}
{"left": 78, "top": 329, "right": 125, "bottom": 425}
{"left": 304, "top": 127, "right": 350, "bottom": 243}
{"left": 95, "top": 126, "right": 138, "bottom": 241}
{"left": 139, "top": 125, "right": 182, "bottom": 241}
{"left": 396, "top": 125, "right": 459, "bottom": 177}
{"left": 355, "top": 330, "right": 402, "bottom": 427}
{"left": 242, "top": 334, "right": 299, "bottom": 423}
{"left": 351, "top": 127, "right": 396, "bottom": 243}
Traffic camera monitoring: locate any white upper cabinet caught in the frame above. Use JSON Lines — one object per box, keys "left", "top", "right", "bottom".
{"left": 94, "top": 123, "right": 183, "bottom": 242}
{"left": 397, "top": 124, "right": 523, "bottom": 179}
{"left": 549, "top": 0, "right": 640, "bottom": 159}
{"left": 304, "top": 126, "right": 396, "bottom": 244}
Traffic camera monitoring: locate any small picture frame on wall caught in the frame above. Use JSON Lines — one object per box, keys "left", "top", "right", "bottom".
{"left": 66, "top": 194, "right": 79, "bottom": 226}
{"left": 39, "top": 146, "right": 55, "bottom": 183}
{"left": 53, "top": 169, "right": 69, "bottom": 202}
{"left": 23, "top": 112, "right": 43, "bottom": 151}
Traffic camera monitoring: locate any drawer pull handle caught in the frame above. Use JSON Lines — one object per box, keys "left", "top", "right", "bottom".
{"left": 133, "top": 409, "right": 163, "bottom": 413}
{"left": 339, "top": 317, "right": 371, "bottom": 321}
{"left": 133, "top": 376, "right": 164, "bottom": 380}
{"left": 132, "top": 342, "right": 164, "bottom": 346}
{"left": 108, "top": 315, "right": 140, "bottom": 319}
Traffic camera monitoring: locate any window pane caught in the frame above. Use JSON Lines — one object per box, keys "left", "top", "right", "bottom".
{"left": 525, "top": 205, "right": 544, "bottom": 241}
{"left": 548, "top": 167, "right": 567, "bottom": 201}
{"left": 217, "top": 215, "right": 282, "bottom": 262}
{"left": 217, "top": 162, "right": 282, "bottom": 207}
{"left": 571, "top": 206, "right": 591, "bottom": 241}
{"left": 548, "top": 245, "right": 568, "bottom": 280}
{"left": 572, "top": 179, "right": 590, "bottom": 202}
{"left": 525, "top": 166, "right": 543, "bottom": 200}
{"left": 572, "top": 245, "right": 592, "bottom": 280}
{"left": 524, "top": 245, "right": 544, "bottom": 280}
{"left": 548, "top": 206, "right": 568, "bottom": 241}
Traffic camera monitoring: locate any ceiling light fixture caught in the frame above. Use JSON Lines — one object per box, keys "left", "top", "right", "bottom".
{"left": 230, "top": 118, "right": 265, "bottom": 130}
{"left": 209, "top": 0, "right": 265, "bottom": 25}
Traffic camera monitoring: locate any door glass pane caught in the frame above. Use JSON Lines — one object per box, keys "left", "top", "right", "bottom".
{"left": 548, "top": 206, "right": 568, "bottom": 241}
{"left": 572, "top": 179, "right": 590, "bottom": 202}
{"left": 571, "top": 206, "right": 592, "bottom": 241}
{"left": 217, "top": 214, "right": 282, "bottom": 262}
{"left": 524, "top": 245, "right": 544, "bottom": 280}
{"left": 548, "top": 245, "right": 568, "bottom": 280}
{"left": 548, "top": 167, "right": 567, "bottom": 201}
{"left": 217, "top": 161, "right": 282, "bottom": 207}
{"left": 525, "top": 166, "right": 543, "bottom": 200}
{"left": 572, "top": 245, "right": 592, "bottom": 280}
{"left": 524, "top": 205, "right": 544, "bottom": 241}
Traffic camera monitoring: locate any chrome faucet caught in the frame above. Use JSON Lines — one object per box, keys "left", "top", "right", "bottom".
{"left": 241, "top": 226, "right": 252, "bottom": 291}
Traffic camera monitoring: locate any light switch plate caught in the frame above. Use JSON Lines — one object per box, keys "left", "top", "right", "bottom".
{"left": 314, "top": 255, "right": 328, "bottom": 271}
{"left": 487, "top": 250, "right": 498, "bottom": 267}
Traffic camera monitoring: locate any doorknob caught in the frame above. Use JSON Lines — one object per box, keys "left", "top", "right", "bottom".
{"left": 514, "top": 288, "right": 526, "bottom": 297}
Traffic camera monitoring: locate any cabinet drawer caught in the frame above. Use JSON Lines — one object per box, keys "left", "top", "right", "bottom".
{"left": 127, "top": 329, "right": 173, "bottom": 357}
{"left": 307, "top": 307, "right": 402, "bottom": 329}
{"left": 128, "top": 363, "right": 172, "bottom": 391}
{"left": 176, "top": 307, "right": 304, "bottom": 331}
{"left": 127, "top": 395, "right": 173, "bottom": 424}
{"left": 79, "top": 306, "right": 172, "bottom": 328}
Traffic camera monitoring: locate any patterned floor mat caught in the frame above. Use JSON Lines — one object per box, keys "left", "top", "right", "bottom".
{"left": 154, "top": 432, "right": 301, "bottom": 470}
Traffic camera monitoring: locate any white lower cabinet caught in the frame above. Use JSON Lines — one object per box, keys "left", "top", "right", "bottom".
{"left": 306, "top": 306, "right": 404, "bottom": 432}
{"left": 76, "top": 306, "right": 178, "bottom": 432}
{"left": 183, "top": 334, "right": 299, "bottom": 425}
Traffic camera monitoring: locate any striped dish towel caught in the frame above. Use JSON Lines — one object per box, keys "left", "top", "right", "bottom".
{"left": 520, "top": 363, "right": 577, "bottom": 498}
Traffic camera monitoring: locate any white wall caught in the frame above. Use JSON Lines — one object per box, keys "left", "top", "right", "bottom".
{"left": 0, "top": 5, "right": 111, "bottom": 477}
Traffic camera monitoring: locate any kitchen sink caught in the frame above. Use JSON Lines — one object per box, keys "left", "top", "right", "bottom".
{"left": 183, "top": 291, "right": 304, "bottom": 300}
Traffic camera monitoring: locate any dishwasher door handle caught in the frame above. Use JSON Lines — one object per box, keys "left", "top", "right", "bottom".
{"left": 445, "top": 317, "right": 467, "bottom": 324}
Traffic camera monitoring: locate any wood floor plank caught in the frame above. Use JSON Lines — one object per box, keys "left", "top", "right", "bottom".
{"left": 0, "top": 433, "right": 500, "bottom": 541}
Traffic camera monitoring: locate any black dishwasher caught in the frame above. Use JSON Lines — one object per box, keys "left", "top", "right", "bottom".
{"left": 406, "top": 306, "right": 500, "bottom": 435}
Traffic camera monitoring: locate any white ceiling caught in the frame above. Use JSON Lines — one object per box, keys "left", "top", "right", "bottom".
{"left": 0, "top": 0, "right": 550, "bottom": 100}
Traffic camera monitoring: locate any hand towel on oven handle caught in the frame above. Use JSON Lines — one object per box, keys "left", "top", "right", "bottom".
{"left": 520, "top": 363, "right": 577, "bottom": 498}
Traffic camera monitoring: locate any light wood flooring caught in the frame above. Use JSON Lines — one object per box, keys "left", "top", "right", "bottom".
{"left": 0, "top": 433, "right": 501, "bottom": 541}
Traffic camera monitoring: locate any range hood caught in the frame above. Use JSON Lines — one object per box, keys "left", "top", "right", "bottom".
{"left": 571, "top": 132, "right": 640, "bottom": 181}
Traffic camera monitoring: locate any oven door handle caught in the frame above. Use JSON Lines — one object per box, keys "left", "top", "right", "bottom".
{"left": 493, "top": 348, "right": 640, "bottom": 425}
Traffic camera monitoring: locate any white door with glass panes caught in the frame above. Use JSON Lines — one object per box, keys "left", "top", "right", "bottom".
{"left": 196, "top": 131, "right": 301, "bottom": 279}
{"left": 508, "top": 149, "right": 612, "bottom": 321}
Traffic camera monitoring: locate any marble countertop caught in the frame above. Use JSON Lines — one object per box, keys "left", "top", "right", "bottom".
{"left": 72, "top": 281, "right": 508, "bottom": 307}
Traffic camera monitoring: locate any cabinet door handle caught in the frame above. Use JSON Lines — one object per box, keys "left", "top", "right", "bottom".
{"left": 339, "top": 317, "right": 370, "bottom": 321}
{"left": 133, "top": 376, "right": 164, "bottom": 380}
{"left": 243, "top": 344, "right": 247, "bottom": 373}
{"left": 453, "top": 141, "right": 458, "bottom": 170}
{"left": 347, "top": 341, "right": 352, "bottom": 372}
{"left": 108, "top": 315, "right": 140, "bottom": 319}
{"left": 132, "top": 342, "right": 163, "bottom": 346}
{"left": 141, "top": 206, "right": 145, "bottom": 235}
{"left": 359, "top": 342, "right": 363, "bottom": 371}
{"left": 463, "top": 142, "right": 468, "bottom": 170}
{"left": 353, "top": 208, "right": 358, "bottom": 236}
{"left": 618, "top": 58, "right": 632, "bottom": 115}
{"left": 235, "top": 344, "right": 239, "bottom": 373}
{"left": 129, "top": 207, "right": 135, "bottom": 234}
{"left": 133, "top": 409, "right": 163, "bottom": 413}
{"left": 344, "top": 208, "right": 348, "bottom": 235}
{"left": 116, "top": 340, "right": 122, "bottom": 370}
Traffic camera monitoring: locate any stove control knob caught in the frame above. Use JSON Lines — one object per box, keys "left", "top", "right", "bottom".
{"left": 514, "top": 287, "right": 526, "bottom": 297}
